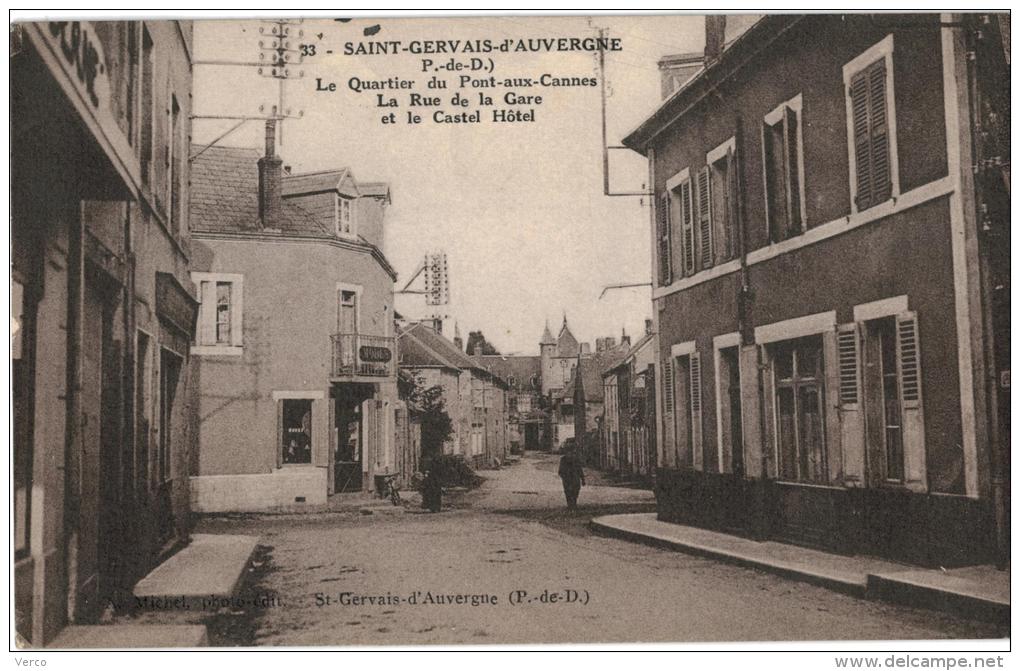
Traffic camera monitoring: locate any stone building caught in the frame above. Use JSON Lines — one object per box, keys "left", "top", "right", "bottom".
{"left": 12, "top": 19, "right": 197, "bottom": 644}
{"left": 188, "top": 121, "right": 400, "bottom": 509}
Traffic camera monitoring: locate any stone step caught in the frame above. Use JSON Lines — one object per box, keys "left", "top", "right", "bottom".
{"left": 133, "top": 534, "right": 259, "bottom": 609}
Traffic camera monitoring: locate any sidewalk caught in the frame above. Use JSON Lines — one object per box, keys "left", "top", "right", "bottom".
{"left": 592, "top": 513, "right": 1009, "bottom": 624}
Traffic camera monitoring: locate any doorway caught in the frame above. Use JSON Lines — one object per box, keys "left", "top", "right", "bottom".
{"left": 333, "top": 384, "right": 373, "bottom": 493}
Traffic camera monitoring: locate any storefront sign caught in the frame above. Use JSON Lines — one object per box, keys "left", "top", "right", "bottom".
{"left": 359, "top": 345, "right": 393, "bottom": 363}
{"left": 156, "top": 272, "right": 199, "bottom": 338}
{"left": 26, "top": 21, "right": 141, "bottom": 193}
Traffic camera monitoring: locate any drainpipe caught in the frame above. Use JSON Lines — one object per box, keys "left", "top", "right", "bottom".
{"left": 963, "top": 17, "right": 1007, "bottom": 568}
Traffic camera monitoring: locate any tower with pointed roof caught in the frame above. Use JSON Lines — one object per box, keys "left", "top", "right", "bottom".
{"left": 539, "top": 318, "right": 558, "bottom": 395}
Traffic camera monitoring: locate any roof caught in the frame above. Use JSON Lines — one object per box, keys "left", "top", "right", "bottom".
{"left": 397, "top": 325, "right": 461, "bottom": 371}
{"left": 603, "top": 331, "right": 656, "bottom": 377}
{"left": 622, "top": 15, "right": 796, "bottom": 153}
{"left": 359, "top": 182, "right": 392, "bottom": 203}
{"left": 189, "top": 145, "right": 398, "bottom": 279}
{"left": 564, "top": 347, "right": 628, "bottom": 403}
{"left": 405, "top": 322, "right": 477, "bottom": 370}
{"left": 556, "top": 317, "right": 579, "bottom": 357}
{"left": 472, "top": 355, "right": 542, "bottom": 391}
{"left": 281, "top": 169, "right": 354, "bottom": 197}
{"left": 540, "top": 321, "right": 555, "bottom": 346}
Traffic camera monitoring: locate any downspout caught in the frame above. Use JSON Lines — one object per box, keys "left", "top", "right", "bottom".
{"left": 963, "top": 17, "right": 1007, "bottom": 568}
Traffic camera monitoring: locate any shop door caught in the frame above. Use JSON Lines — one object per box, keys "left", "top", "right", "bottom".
{"left": 78, "top": 279, "right": 121, "bottom": 618}
{"left": 334, "top": 387, "right": 367, "bottom": 493}
{"left": 155, "top": 349, "right": 181, "bottom": 550}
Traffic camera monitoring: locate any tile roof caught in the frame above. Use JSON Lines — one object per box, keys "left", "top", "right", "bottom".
{"left": 565, "top": 347, "right": 628, "bottom": 403}
{"left": 281, "top": 169, "right": 350, "bottom": 196}
{"left": 472, "top": 355, "right": 542, "bottom": 391}
{"left": 397, "top": 325, "right": 461, "bottom": 370}
{"left": 603, "top": 332, "right": 656, "bottom": 376}
{"left": 190, "top": 145, "right": 332, "bottom": 236}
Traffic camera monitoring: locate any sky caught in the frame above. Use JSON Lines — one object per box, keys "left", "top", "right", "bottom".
{"left": 192, "top": 15, "right": 705, "bottom": 355}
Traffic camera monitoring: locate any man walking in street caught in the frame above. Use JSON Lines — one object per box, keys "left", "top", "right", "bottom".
{"left": 558, "top": 444, "right": 586, "bottom": 510}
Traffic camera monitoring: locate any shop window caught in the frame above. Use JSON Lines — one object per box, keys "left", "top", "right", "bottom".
{"left": 281, "top": 399, "right": 313, "bottom": 465}
{"left": 158, "top": 349, "right": 182, "bottom": 485}
{"left": 773, "top": 336, "right": 827, "bottom": 483}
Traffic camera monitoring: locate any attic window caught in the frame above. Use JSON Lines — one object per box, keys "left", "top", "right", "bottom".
{"left": 335, "top": 194, "right": 355, "bottom": 236}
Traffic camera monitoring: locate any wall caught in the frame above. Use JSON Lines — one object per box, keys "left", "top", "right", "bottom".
{"left": 190, "top": 235, "right": 396, "bottom": 478}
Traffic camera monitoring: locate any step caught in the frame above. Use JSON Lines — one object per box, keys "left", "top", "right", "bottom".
{"left": 133, "top": 534, "right": 259, "bottom": 609}
{"left": 48, "top": 624, "right": 208, "bottom": 649}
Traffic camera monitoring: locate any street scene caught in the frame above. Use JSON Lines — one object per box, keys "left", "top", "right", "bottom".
{"left": 10, "top": 12, "right": 1010, "bottom": 651}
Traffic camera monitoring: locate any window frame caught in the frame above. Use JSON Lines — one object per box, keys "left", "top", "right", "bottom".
{"left": 335, "top": 193, "right": 356, "bottom": 237}
{"left": 762, "top": 93, "right": 807, "bottom": 240}
{"left": 191, "top": 271, "right": 244, "bottom": 356}
{"left": 666, "top": 167, "right": 694, "bottom": 279}
{"left": 843, "top": 34, "right": 900, "bottom": 215}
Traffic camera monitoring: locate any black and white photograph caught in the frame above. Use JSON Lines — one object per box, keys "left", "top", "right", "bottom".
{"left": 7, "top": 8, "right": 1012, "bottom": 659}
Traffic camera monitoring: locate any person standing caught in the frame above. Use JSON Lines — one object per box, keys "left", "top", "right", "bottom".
{"left": 558, "top": 446, "right": 586, "bottom": 510}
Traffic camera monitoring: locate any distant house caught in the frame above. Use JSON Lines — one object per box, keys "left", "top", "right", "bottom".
{"left": 398, "top": 322, "right": 509, "bottom": 468}
{"left": 472, "top": 354, "right": 544, "bottom": 453}
{"left": 601, "top": 322, "right": 658, "bottom": 477}
{"left": 561, "top": 339, "right": 629, "bottom": 462}
{"left": 188, "top": 121, "right": 401, "bottom": 510}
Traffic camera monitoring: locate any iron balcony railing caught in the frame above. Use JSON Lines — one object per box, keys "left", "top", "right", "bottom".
{"left": 331, "top": 333, "right": 396, "bottom": 379}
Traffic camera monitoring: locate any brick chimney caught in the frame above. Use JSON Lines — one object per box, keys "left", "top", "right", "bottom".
{"left": 704, "top": 15, "right": 726, "bottom": 62}
{"left": 258, "top": 119, "right": 283, "bottom": 229}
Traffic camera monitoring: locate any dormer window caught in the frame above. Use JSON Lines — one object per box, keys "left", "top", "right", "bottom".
{"left": 335, "top": 194, "right": 355, "bottom": 237}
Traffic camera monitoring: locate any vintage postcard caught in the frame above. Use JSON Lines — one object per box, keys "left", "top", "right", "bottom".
{"left": 8, "top": 10, "right": 1011, "bottom": 655}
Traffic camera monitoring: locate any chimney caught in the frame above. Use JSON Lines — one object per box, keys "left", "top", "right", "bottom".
{"left": 258, "top": 119, "right": 283, "bottom": 228}
{"left": 645, "top": 318, "right": 653, "bottom": 336}
{"left": 621, "top": 327, "right": 631, "bottom": 348}
{"left": 580, "top": 342, "right": 591, "bottom": 355}
{"left": 704, "top": 15, "right": 726, "bottom": 62}
{"left": 657, "top": 52, "right": 703, "bottom": 99}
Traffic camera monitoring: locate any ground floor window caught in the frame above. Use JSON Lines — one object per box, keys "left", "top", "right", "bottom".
{"left": 864, "top": 316, "right": 905, "bottom": 483}
{"left": 282, "top": 399, "right": 313, "bottom": 464}
{"left": 773, "top": 335, "right": 827, "bottom": 483}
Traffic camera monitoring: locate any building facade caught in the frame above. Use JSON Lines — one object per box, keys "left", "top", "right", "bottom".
{"left": 188, "top": 123, "right": 400, "bottom": 510}
{"left": 624, "top": 14, "right": 1009, "bottom": 567}
{"left": 601, "top": 327, "right": 658, "bottom": 477}
{"left": 398, "top": 322, "right": 510, "bottom": 468}
{"left": 12, "top": 20, "right": 197, "bottom": 644}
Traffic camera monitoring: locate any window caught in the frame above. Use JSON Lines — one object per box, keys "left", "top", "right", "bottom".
{"left": 335, "top": 195, "right": 355, "bottom": 236}
{"left": 192, "top": 272, "right": 243, "bottom": 354}
{"left": 773, "top": 336, "right": 827, "bottom": 483}
{"left": 668, "top": 349, "right": 702, "bottom": 469}
{"left": 844, "top": 35, "right": 898, "bottom": 213}
{"left": 716, "top": 344, "right": 743, "bottom": 475}
{"left": 158, "top": 348, "right": 182, "bottom": 485}
{"left": 705, "top": 138, "right": 737, "bottom": 266}
{"left": 169, "top": 94, "right": 183, "bottom": 235}
{"left": 763, "top": 95, "right": 805, "bottom": 241}
{"left": 139, "top": 26, "right": 154, "bottom": 185}
{"left": 667, "top": 171, "right": 695, "bottom": 278}
{"left": 281, "top": 399, "right": 313, "bottom": 465}
{"left": 656, "top": 193, "right": 672, "bottom": 285}
{"left": 861, "top": 313, "right": 923, "bottom": 485}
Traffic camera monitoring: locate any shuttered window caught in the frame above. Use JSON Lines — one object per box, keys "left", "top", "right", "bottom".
{"left": 662, "top": 360, "right": 674, "bottom": 415}
{"left": 656, "top": 194, "right": 672, "bottom": 286}
{"left": 837, "top": 325, "right": 860, "bottom": 407}
{"left": 896, "top": 312, "right": 921, "bottom": 407}
{"left": 192, "top": 272, "right": 244, "bottom": 351}
{"left": 849, "top": 58, "right": 893, "bottom": 211}
{"left": 763, "top": 99, "right": 804, "bottom": 241}
{"left": 696, "top": 166, "right": 713, "bottom": 270}
{"left": 689, "top": 351, "right": 703, "bottom": 469}
{"left": 680, "top": 179, "right": 695, "bottom": 275}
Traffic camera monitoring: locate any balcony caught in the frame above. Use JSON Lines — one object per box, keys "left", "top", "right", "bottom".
{"left": 331, "top": 333, "right": 396, "bottom": 380}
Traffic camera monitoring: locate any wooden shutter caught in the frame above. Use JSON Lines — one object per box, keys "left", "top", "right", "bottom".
{"left": 822, "top": 329, "right": 843, "bottom": 484}
{"left": 738, "top": 344, "right": 763, "bottom": 479}
{"left": 867, "top": 60, "right": 892, "bottom": 204}
{"left": 850, "top": 59, "right": 892, "bottom": 211}
{"left": 661, "top": 359, "right": 674, "bottom": 467}
{"left": 656, "top": 194, "right": 672, "bottom": 286}
{"left": 722, "top": 147, "right": 737, "bottom": 262}
{"left": 230, "top": 280, "right": 244, "bottom": 347}
{"left": 836, "top": 323, "right": 865, "bottom": 484}
{"left": 680, "top": 180, "right": 695, "bottom": 275}
{"left": 760, "top": 347, "right": 778, "bottom": 479}
{"left": 783, "top": 106, "right": 802, "bottom": 232}
{"left": 689, "top": 352, "right": 703, "bottom": 471}
{"left": 313, "top": 398, "right": 328, "bottom": 468}
{"left": 199, "top": 281, "right": 216, "bottom": 345}
{"left": 896, "top": 311, "right": 926, "bottom": 489}
{"left": 850, "top": 69, "right": 873, "bottom": 210}
{"left": 696, "top": 166, "right": 713, "bottom": 270}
